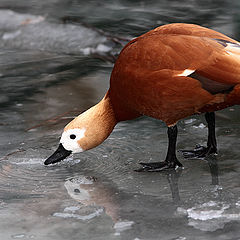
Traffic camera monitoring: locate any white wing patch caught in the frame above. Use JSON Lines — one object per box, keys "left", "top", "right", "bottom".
{"left": 224, "top": 42, "right": 240, "bottom": 63}
{"left": 225, "top": 42, "right": 240, "bottom": 54}
{"left": 176, "top": 69, "right": 195, "bottom": 77}
{"left": 215, "top": 39, "right": 240, "bottom": 58}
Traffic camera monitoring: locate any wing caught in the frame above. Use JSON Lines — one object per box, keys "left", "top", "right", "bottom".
{"left": 111, "top": 24, "right": 240, "bottom": 124}
{"left": 121, "top": 23, "right": 240, "bottom": 86}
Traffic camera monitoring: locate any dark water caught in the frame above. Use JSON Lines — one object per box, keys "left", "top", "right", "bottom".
{"left": 0, "top": 1, "right": 240, "bottom": 240}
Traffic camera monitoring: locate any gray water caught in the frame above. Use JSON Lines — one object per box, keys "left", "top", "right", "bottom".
{"left": 0, "top": 1, "right": 240, "bottom": 239}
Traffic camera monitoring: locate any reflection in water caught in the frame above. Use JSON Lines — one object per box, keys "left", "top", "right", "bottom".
{"left": 59, "top": 159, "right": 219, "bottom": 223}
{"left": 64, "top": 176, "right": 119, "bottom": 222}
{"left": 163, "top": 156, "right": 219, "bottom": 204}
{"left": 207, "top": 156, "right": 219, "bottom": 186}
{"left": 167, "top": 169, "right": 182, "bottom": 203}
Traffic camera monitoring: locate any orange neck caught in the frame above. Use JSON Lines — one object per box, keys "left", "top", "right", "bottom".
{"left": 65, "top": 93, "right": 117, "bottom": 151}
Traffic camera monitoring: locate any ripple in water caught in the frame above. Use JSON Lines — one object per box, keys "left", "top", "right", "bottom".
{"left": 0, "top": 148, "right": 77, "bottom": 202}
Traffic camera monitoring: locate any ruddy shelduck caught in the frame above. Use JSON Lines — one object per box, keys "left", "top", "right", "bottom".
{"left": 45, "top": 23, "right": 240, "bottom": 171}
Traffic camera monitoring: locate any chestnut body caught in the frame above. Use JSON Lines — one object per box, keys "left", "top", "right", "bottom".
{"left": 45, "top": 23, "right": 240, "bottom": 170}
{"left": 110, "top": 23, "right": 240, "bottom": 125}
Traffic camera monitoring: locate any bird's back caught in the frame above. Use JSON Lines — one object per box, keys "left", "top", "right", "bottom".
{"left": 110, "top": 23, "right": 240, "bottom": 125}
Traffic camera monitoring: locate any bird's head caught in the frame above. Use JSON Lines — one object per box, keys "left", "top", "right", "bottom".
{"left": 44, "top": 95, "right": 117, "bottom": 165}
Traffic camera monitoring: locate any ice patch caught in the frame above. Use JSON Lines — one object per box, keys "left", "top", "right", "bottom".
{"left": 53, "top": 207, "right": 103, "bottom": 221}
{"left": 96, "top": 43, "right": 112, "bottom": 52}
{"left": 187, "top": 201, "right": 230, "bottom": 221}
{"left": 81, "top": 43, "right": 113, "bottom": 55}
{"left": 21, "top": 16, "right": 45, "bottom": 25}
{"left": 81, "top": 47, "right": 92, "bottom": 55}
{"left": 11, "top": 233, "right": 35, "bottom": 239}
{"left": 177, "top": 207, "right": 187, "bottom": 215}
{"left": 2, "top": 30, "right": 21, "bottom": 40}
{"left": 0, "top": 10, "right": 44, "bottom": 29}
{"left": 114, "top": 220, "right": 134, "bottom": 235}
{"left": 0, "top": 10, "right": 108, "bottom": 55}
{"left": 62, "top": 156, "right": 81, "bottom": 165}
{"left": 64, "top": 206, "right": 80, "bottom": 212}
{"left": 177, "top": 201, "right": 240, "bottom": 232}
{"left": 193, "top": 123, "right": 206, "bottom": 129}
{"left": 0, "top": 200, "right": 6, "bottom": 209}
{"left": 11, "top": 158, "right": 43, "bottom": 165}
{"left": 184, "top": 118, "right": 196, "bottom": 124}
{"left": 16, "top": 103, "right": 23, "bottom": 107}
{"left": 11, "top": 234, "right": 26, "bottom": 239}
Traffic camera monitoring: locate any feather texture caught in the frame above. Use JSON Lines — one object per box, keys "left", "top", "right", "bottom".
{"left": 109, "top": 23, "right": 240, "bottom": 125}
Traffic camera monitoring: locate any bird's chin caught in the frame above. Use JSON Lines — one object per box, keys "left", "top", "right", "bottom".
{"left": 44, "top": 143, "right": 72, "bottom": 165}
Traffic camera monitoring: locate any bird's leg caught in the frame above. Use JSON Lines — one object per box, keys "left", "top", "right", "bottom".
{"left": 136, "top": 125, "right": 183, "bottom": 172}
{"left": 180, "top": 112, "right": 218, "bottom": 159}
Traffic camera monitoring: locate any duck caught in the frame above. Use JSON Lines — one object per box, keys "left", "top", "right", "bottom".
{"left": 44, "top": 23, "right": 240, "bottom": 171}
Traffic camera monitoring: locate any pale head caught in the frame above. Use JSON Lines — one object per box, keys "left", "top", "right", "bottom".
{"left": 44, "top": 94, "right": 117, "bottom": 165}
{"left": 60, "top": 128, "right": 86, "bottom": 153}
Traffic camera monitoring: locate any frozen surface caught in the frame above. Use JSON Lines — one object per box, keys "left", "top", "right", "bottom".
{"left": 0, "top": 10, "right": 109, "bottom": 55}
{"left": 0, "top": 0, "right": 240, "bottom": 240}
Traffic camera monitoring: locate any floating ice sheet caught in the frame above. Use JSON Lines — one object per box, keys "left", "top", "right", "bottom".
{"left": 0, "top": 10, "right": 109, "bottom": 55}
{"left": 53, "top": 205, "right": 103, "bottom": 221}
{"left": 114, "top": 220, "right": 135, "bottom": 236}
{"left": 177, "top": 201, "right": 240, "bottom": 232}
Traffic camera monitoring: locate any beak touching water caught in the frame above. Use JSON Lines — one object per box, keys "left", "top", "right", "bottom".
{"left": 44, "top": 143, "right": 72, "bottom": 165}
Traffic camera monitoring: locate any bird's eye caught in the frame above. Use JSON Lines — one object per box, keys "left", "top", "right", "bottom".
{"left": 70, "top": 134, "right": 76, "bottom": 140}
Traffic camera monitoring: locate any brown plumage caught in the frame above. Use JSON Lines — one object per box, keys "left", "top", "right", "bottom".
{"left": 45, "top": 23, "right": 240, "bottom": 170}
{"left": 109, "top": 23, "right": 240, "bottom": 125}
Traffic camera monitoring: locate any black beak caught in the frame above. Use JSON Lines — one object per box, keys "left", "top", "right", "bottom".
{"left": 44, "top": 143, "right": 72, "bottom": 165}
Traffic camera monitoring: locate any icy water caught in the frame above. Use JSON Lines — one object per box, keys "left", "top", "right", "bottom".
{"left": 1, "top": 0, "right": 240, "bottom": 239}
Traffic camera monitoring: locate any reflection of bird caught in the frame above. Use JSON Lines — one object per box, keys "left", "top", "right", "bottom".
{"left": 45, "top": 23, "right": 240, "bottom": 171}
{"left": 64, "top": 176, "right": 120, "bottom": 222}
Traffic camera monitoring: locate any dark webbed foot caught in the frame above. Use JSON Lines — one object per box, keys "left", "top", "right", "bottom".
{"left": 179, "top": 144, "right": 217, "bottom": 159}
{"left": 136, "top": 125, "right": 183, "bottom": 172}
{"left": 136, "top": 159, "right": 183, "bottom": 172}
{"left": 180, "top": 112, "right": 217, "bottom": 159}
